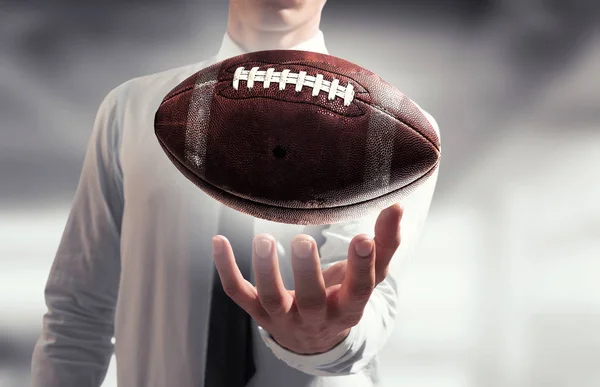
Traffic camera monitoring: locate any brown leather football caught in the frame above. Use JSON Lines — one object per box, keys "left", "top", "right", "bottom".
{"left": 154, "top": 50, "right": 440, "bottom": 225}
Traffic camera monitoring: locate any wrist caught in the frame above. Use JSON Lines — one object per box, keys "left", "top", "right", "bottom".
{"left": 313, "top": 328, "right": 351, "bottom": 354}
{"left": 273, "top": 328, "right": 351, "bottom": 355}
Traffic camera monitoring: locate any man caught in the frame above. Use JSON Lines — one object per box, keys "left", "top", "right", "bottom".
{"left": 31, "top": 0, "right": 440, "bottom": 386}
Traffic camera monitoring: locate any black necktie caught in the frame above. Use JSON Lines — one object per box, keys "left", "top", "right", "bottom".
{"left": 205, "top": 206, "right": 330, "bottom": 387}
{"left": 205, "top": 205, "right": 256, "bottom": 387}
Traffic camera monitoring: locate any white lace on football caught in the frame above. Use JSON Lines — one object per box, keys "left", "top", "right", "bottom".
{"left": 232, "top": 66, "right": 355, "bottom": 106}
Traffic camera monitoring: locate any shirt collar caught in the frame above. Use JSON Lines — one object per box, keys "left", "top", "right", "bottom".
{"left": 215, "top": 30, "right": 329, "bottom": 62}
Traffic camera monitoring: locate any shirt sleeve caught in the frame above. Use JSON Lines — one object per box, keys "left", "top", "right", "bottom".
{"left": 259, "top": 109, "right": 440, "bottom": 376}
{"left": 30, "top": 85, "right": 126, "bottom": 387}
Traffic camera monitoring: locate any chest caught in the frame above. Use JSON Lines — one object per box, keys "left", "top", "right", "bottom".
{"left": 115, "top": 88, "right": 307, "bottom": 286}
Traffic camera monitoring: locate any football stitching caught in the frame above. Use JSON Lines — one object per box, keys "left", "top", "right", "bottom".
{"left": 223, "top": 60, "right": 369, "bottom": 94}
{"left": 164, "top": 61, "right": 371, "bottom": 104}
{"left": 161, "top": 70, "right": 439, "bottom": 151}
{"left": 232, "top": 66, "right": 356, "bottom": 106}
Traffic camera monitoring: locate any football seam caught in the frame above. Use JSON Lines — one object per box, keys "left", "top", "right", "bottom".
{"left": 164, "top": 84, "right": 196, "bottom": 102}
{"left": 157, "top": 129, "right": 440, "bottom": 212}
{"left": 208, "top": 162, "right": 439, "bottom": 211}
{"left": 355, "top": 99, "right": 441, "bottom": 152}
{"left": 214, "top": 93, "right": 367, "bottom": 117}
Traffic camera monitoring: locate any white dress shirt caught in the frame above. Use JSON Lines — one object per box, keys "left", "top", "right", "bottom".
{"left": 31, "top": 30, "right": 440, "bottom": 387}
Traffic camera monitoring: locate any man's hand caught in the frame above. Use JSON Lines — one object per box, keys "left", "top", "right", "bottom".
{"left": 211, "top": 203, "right": 403, "bottom": 355}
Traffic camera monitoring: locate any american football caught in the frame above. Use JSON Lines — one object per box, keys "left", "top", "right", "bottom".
{"left": 154, "top": 50, "right": 440, "bottom": 225}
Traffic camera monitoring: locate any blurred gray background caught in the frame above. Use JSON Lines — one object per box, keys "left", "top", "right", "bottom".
{"left": 1, "top": 0, "right": 599, "bottom": 386}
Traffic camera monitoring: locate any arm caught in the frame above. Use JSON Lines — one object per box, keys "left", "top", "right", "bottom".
{"left": 259, "top": 110, "right": 441, "bottom": 375}
{"left": 31, "top": 85, "right": 125, "bottom": 386}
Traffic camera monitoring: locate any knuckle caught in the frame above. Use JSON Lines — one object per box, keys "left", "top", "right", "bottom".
{"left": 222, "top": 284, "right": 240, "bottom": 299}
{"left": 248, "top": 307, "right": 269, "bottom": 325}
{"left": 376, "top": 267, "right": 390, "bottom": 284}
{"left": 351, "top": 284, "right": 374, "bottom": 302}
{"left": 389, "top": 235, "right": 401, "bottom": 249}
{"left": 353, "top": 261, "right": 375, "bottom": 277}
{"left": 301, "top": 323, "right": 327, "bottom": 338}
{"left": 266, "top": 304, "right": 287, "bottom": 316}
{"left": 298, "top": 299, "right": 325, "bottom": 314}
{"left": 260, "top": 295, "right": 286, "bottom": 315}
{"left": 378, "top": 236, "right": 400, "bottom": 252}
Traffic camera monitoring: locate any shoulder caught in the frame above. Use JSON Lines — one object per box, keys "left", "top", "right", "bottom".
{"left": 100, "top": 57, "right": 217, "bottom": 114}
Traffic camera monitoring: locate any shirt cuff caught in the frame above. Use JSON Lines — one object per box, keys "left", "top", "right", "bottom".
{"left": 258, "top": 323, "right": 362, "bottom": 375}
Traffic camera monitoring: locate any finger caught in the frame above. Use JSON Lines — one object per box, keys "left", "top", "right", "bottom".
{"left": 252, "top": 234, "right": 294, "bottom": 317}
{"left": 373, "top": 203, "right": 403, "bottom": 284}
{"left": 291, "top": 235, "right": 327, "bottom": 321}
{"left": 336, "top": 234, "right": 376, "bottom": 324}
{"left": 212, "top": 236, "right": 266, "bottom": 320}
{"left": 322, "top": 261, "right": 347, "bottom": 287}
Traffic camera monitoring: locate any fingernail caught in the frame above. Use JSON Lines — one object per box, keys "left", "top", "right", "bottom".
{"left": 355, "top": 239, "right": 373, "bottom": 257}
{"left": 212, "top": 237, "right": 225, "bottom": 255}
{"left": 254, "top": 237, "right": 272, "bottom": 259}
{"left": 292, "top": 240, "right": 312, "bottom": 258}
